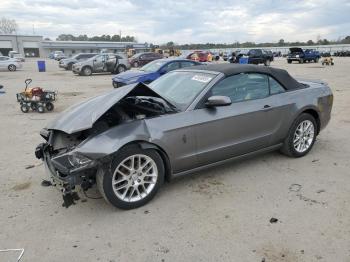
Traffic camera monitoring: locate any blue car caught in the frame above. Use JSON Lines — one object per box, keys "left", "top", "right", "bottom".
{"left": 112, "top": 58, "right": 200, "bottom": 88}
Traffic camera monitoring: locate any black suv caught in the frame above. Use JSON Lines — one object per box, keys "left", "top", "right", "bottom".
{"left": 230, "top": 49, "right": 272, "bottom": 66}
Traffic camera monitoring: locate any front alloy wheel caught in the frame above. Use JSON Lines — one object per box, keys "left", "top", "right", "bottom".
{"left": 97, "top": 145, "right": 164, "bottom": 209}
{"left": 112, "top": 154, "right": 158, "bottom": 202}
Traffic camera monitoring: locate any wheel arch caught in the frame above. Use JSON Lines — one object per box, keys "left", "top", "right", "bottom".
{"left": 299, "top": 108, "right": 321, "bottom": 135}
{"left": 118, "top": 140, "right": 172, "bottom": 182}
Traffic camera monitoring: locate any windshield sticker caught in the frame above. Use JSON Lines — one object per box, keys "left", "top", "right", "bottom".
{"left": 191, "top": 75, "right": 212, "bottom": 83}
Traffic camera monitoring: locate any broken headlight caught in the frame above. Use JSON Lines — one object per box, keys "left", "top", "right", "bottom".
{"left": 68, "top": 153, "right": 92, "bottom": 168}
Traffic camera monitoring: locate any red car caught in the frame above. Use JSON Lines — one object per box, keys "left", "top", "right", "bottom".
{"left": 186, "top": 51, "right": 209, "bottom": 62}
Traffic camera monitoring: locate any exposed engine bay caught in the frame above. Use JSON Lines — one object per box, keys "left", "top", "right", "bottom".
{"left": 49, "top": 95, "right": 175, "bottom": 153}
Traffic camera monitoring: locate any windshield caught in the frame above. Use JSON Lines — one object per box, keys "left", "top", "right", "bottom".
{"left": 140, "top": 60, "right": 167, "bottom": 72}
{"left": 149, "top": 71, "right": 215, "bottom": 111}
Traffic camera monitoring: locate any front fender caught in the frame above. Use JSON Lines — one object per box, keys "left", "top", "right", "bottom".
{"left": 76, "top": 120, "right": 151, "bottom": 159}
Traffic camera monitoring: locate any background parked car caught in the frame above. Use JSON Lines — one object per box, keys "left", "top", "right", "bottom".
{"left": 59, "top": 53, "right": 97, "bottom": 70}
{"left": 0, "top": 56, "right": 22, "bottom": 71}
{"left": 129, "top": 52, "right": 163, "bottom": 67}
{"left": 230, "top": 49, "right": 272, "bottom": 66}
{"left": 186, "top": 51, "right": 209, "bottom": 62}
{"left": 72, "top": 53, "right": 130, "bottom": 76}
{"left": 112, "top": 58, "right": 200, "bottom": 88}
{"left": 287, "top": 48, "right": 320, "bottom": 63}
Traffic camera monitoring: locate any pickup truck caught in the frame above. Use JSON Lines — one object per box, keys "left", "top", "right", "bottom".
{"left": 230, "top": 49, "right": 272, "bottom": 66}
{"left": 287, "top": 48, "right": 320, "bottom": 64}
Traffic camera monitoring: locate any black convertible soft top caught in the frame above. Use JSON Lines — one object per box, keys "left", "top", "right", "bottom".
{"left": 187, "top": 63, "right": 304, "bottom": 90}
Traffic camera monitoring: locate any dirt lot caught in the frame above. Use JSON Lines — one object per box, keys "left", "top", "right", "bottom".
{"left": 0, "top": 58, "right": 349, "bottom": 262}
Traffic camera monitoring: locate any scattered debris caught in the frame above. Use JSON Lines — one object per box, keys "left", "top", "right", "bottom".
{"left": 312, "top": 159, "right": 319, "bottom": 162}
{"left": 300, "top": 250, "right": 305, "bottom": 254}
{"left": 156, "top": 246, "right": 170, "bottom": 254}
{"left": 289, "top": 184, "right": 302, "bottom": 192}
{"left": 12, "top": 181, "right": 31, "bottom": 191}
{"left": 41, "top": 180, "right": 52, "bottom": 187}
{"left": 62, "top": 192, "right": 80, "bottom": 208}
{"left": 261, "top": 258, "right": 266, "bottom": 262}
{"left": 25, "top": 164, "right": 35, "bottom": 169}
{"left": 72, "top": 245, "right": 78, "bottom": 248}
{"left": 144, "top": 210, "right": 150, "bottom": 214}
{"left": 316, "top": 189, "right": 326, "bottom": 194}
{"left": 270, "top": 217, "right": 278, "bottom": 223}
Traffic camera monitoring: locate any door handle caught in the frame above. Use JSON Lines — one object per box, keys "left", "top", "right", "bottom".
{"left": 263, "top": 105, "right": 271, "bottom": 109}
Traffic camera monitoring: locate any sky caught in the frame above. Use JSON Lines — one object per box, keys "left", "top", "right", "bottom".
{"left": 1, "top": 0, "right": 350, "bottom": 44}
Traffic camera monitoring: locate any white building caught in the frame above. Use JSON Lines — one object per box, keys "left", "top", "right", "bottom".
{"left": 0, "top": 34, "right": 150, "bottom": 57}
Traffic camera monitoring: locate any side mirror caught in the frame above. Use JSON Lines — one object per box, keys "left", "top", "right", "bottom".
{"left": 205, "top": 96, "right": 232, "bottom": 107}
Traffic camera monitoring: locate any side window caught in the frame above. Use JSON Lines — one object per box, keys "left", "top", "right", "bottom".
{"left": 162, "top": 62, "right": 180, "bottom": 73}
{"left": 211, "top": 73, "right": 269, "bottom": 102}
{"left": 181, "top": 61, "right": 196, "bottom": 68}
{"left": 269, "top": 76, "right": 285, "bottom": 94}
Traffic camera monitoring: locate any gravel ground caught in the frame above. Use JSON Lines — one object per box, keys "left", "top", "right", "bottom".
{"left": 0, "top": 58, "right": 349, "bottom": 262}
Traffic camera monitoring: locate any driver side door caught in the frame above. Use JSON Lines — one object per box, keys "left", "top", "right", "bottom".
{"left": 192, "top": 73, "right": 280, "bottom": 166}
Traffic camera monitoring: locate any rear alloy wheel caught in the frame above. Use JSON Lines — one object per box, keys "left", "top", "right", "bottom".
{"left": 82, "top": 66, "right": 92, "bottom": 76}
{"left": 281, "top": 113, "right": 317, "bottom": 157}
{"left": 8, "top": 64, "right": 16, "bottom": 71}
{"left": 287, "top": 60, "right": 292, "bottom": 64}
{"left": 97, "top": 146, "right": 164, "bottom": 209}
{"left": 264, "top": 59, "right": 271, "bottom": 66}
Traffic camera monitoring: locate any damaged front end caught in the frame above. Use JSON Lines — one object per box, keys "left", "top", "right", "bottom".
{"left": 35, "top": 129, "right": 100, "bottom": 195}
{"left": 35, "top": 82, "right": 176, "bottom": 199}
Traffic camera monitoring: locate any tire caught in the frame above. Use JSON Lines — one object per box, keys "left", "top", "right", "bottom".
{"left": 117, "top": 65, "right": 126, "bottom": 74}
{"left": 133, "top": 61, "right": 139, "bottom": 68}
{"left": 280, "top": 113, "right": 317, "bottom": 158}
{"left": 264, "top": 59, "right": 271, "bottom": 66}
{"left": 82, "top": 66, "right": 92, "bottom": 76}
{"left": 96, "top": 145, "right": 165, "bottom": 209}
{"left": 8, "top": 64, "right": 16, "bottom": 71}
{"left": 299, "top": 59, "right": 304, "bottom": 64}
{"left": 21, "top": 104, "right": 29, "bottom": 113}
{"left": 67, "top": 63, "right": 74, "bottom": 70}
{"left": 287, "top": 60, "right": 292, "bottom": 64}
{"left": 37, "top": 105, "right": 45, "bottom": 113}
{"left": 315, "top": 58, "right": 319, "bottom": 63}
{"left": 113, "top": 81, "right": 119, "bottom": 88}
{"left": 46, "top": 102, "right": 54, "bottom": 111}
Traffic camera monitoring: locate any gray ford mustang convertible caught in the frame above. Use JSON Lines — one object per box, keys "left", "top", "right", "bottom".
{"left": 35, "top": 64, "right": 333, "bottom": 209}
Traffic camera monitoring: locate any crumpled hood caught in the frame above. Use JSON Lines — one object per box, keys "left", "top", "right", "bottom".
{"left": 112, "top": 70, "right": 154, "bottom": 82}
{"left": 46, "top": 82, "right": 169, "bottom": 134}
